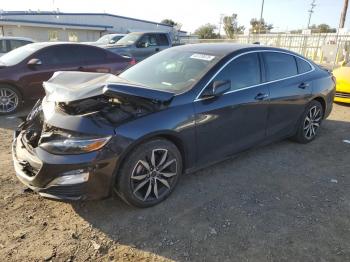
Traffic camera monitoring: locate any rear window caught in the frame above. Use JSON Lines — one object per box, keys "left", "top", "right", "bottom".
{"left": 263, "top": 52, "right": 298, "bottom": 81}
{"left": 296, "top": 57, "right": 312, "bottom": 73}
{"left": 157, "top": 34, "right": 169, "bottom": 46}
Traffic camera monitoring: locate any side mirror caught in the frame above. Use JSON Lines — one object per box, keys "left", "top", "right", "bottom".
{"left": 202, "top": 80, "right": 231, "bottom": 98}
{"left": 109, "top": 40, "right": 116, "bottom": 44}
{"left": 27, "top": 58, "right": 42, "bottom": 66}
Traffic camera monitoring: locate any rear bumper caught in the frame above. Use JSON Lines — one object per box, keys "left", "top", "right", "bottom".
{"left": 12, "top": 131, "right": 117, "bottom": 200}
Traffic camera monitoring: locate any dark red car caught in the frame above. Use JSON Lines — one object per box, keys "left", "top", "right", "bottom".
{"left": 0, "top": 42, "right": 135, "bottom": 114}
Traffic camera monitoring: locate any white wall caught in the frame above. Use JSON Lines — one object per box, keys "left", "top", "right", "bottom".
{"left": 2, "top": 25, "right": 101, "bottom": 42}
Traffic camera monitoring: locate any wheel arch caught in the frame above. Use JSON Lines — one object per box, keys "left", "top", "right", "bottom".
{"left": 312, "top": 96, "right": 326, "bottom": 118}
{"left": 111, "top": 131, "right": 187, "bottom": 186}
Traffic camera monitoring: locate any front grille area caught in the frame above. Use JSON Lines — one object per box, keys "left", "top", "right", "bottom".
{"left": 335, "top": 91, "right": 350, "bottom": 98}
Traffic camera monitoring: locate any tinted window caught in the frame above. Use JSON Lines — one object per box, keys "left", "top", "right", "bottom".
{"left": 0, "top": 40, "right": 7, "bottom": 53}
{"left": 214, "top": 53, "right": 261, "bottom": 91}
{"left": 157, "top": 34, "right": 169, "bottom": 46}
{"left": 9, "top": 40, "right": 31, "bottom": 51}
{"left": 263, "top": 52, "right": 297, "bottom": 81}
{"left": 36, "top": 45, "right": 106, "bottom": 65}
{"left": 36, "top": 46, "right": 72, "bottom": 65}
{"left": 296, "top": 57, "right": 312, "bottom": 73}
{"left": 77, "top": 46, "right": 107, "bottom": 63}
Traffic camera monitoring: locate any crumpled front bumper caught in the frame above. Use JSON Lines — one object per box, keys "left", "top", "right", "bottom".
{"left": 12, "top": 129, "right": 118, "bottom": 200}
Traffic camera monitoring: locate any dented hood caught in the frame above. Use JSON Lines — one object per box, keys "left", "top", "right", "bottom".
{"left": 43, "top": 71, "right": 175, "bottom": 103}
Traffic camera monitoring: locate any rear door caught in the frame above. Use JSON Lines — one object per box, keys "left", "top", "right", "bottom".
{"left": 194, "top": 52, "right": 270, "bottom": 166}
{"left": 74, "top": 46, "right": 112, "bottom": 73}
{"left": 262, "top": 51, "right": 313, "bottom": 139}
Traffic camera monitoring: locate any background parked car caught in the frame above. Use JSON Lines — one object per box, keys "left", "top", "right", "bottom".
{"left": 0, "top": 36, "right": 34, "bottom": 57}
{"left": 332, "top": 61, "right": 350, "bottom": 103}
{"left": 0, "top": 42, "right": 135, "bottom": 114}
{"left": 84, "top": 33, "right": 126, "bottom": 47}
{"left": 106, "top": 32, "right": 172, "bottom": 61}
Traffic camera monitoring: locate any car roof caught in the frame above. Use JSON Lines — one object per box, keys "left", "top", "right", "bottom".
{"left": 0, "top": 36, "right": 34, "bottom": 42}
{"left": 25, "top": 42, "right": 99, "bottom": 48}
{"left": 128, "top": 32, "right": 169, "bottom": 35}
{"left": 170, "top": 43, "right": 295, "bottom": 57}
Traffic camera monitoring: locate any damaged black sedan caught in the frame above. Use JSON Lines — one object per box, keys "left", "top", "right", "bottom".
{"left": 12, "top": 44, "right": 335, "bottom": 207}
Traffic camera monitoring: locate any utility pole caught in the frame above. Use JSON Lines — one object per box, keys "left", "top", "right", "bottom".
{"left": 339, "top": 0, "right": 349, "bottom": 28}
{"left": 258, "top": 0, "right": 265, "bottom": 34}
{"left": 307, "top": 0, "right": 316, "bottom": 29}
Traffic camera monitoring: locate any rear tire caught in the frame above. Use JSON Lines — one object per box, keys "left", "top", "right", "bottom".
{"left": 0, "top": 85, "right": 22, "bottom": 115}
{"left": 291, "top": 100, "right": 324, "bottom": 143}
{"left": 115, "top": 138, "right": 182, "bottom": 208}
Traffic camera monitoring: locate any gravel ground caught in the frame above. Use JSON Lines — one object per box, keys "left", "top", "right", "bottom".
{"left": 0, "top": 102, "right": 349, "bottom": 262}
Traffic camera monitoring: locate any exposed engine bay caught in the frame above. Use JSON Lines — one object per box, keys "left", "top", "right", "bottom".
{"left": 20, "top": 95, "right": 154, "bottom": 149}
{"left": 18, "top": 71, "right": 175, "bottom": 150}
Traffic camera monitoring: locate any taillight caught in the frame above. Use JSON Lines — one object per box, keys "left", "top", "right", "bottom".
{"left": 129, "top": 58, "right": 136, "bottom": 66}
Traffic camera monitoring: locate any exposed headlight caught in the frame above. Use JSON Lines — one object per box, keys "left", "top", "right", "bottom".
{"left": 40, "top": 136, "right": 111, "bottom": 154}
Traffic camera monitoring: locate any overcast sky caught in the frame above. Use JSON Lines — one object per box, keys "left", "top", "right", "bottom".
{"left": 1, "top": 0, "right": 349, "bottom": 33}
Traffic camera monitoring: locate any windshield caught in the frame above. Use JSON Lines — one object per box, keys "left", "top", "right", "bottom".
{"left": 119, "top": 48, "right": 222, "bottom": 93}
{"left": 116, "top": 33, "right": 140, "bottom": 45}
{"left": 96, "top": 35, "right": 111, "bottom": 44}
{"left": 0, "top": 43, "right": 41, "bottom": 66}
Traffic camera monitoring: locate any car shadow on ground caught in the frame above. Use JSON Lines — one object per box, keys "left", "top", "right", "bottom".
{"left": 72, "top": 118, "right": 350, "bottom": 261}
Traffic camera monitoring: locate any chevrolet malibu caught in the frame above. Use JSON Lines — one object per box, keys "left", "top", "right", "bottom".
{"left": 12, "top": 44, "right": 335, "bottom": 207}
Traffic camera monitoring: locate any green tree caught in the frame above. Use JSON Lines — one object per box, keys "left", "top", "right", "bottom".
{"left": 223, "top": 14, "right": 245, "bottom": 39}
{"left": 194, "top": 23, "right": 219, "bottom": 39}
{"left": 249, "top": 18, "right": 273, "bottom": 34}
{"left": 161, "top": 19, "right": 178, "bottom": 27}
{"left": 310, "top": 24, "right": 337, "bottom": 33}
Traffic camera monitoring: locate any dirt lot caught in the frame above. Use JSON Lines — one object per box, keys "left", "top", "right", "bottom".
{"left": 0, "top": 103, "right": 350, "bottom": 262}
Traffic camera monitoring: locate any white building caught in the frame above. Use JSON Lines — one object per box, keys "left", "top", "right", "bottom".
{"left": 0, "top": 11, "right": 186, "bottom": 42}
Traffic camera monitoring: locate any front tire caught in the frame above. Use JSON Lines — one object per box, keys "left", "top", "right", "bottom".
{"left": 292, "top": 100, "right": 324, "bottom": 143}
{"left": 115, "top": 139, "right": 182, "bottom": 208}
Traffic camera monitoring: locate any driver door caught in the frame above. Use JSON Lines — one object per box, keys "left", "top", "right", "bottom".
{"left": 133, "top": 34, "right": 159, "bottom": 61}
{"left": 194, "top": 52, "right": 270, "bottom": 166}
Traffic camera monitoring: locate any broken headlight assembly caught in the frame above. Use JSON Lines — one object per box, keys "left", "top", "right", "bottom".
{"left": 39, "top": 136, "right": 111, "bottom": 155}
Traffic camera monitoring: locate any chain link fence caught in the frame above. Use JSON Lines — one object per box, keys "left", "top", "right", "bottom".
{"left": 181, "top": 33, "right": 350, "bottom": 69}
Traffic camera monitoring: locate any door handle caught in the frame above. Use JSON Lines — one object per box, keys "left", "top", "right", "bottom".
{"left": 298, "top": 82, "right": 310, "bottom": 89}
{"left": 78, "top": 66, "right": 85, "bottom": 71}
{"left": 155, "top": 48, "right": 160, "bottom": 52}
{"left": 255, "top": 93, "right": 269, "bottom": 100}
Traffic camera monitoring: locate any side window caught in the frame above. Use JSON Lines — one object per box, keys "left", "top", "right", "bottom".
{"left": 9, "top": 40, "right": 29, "bottom": 51}
{"left": 0, "top": 40, "right": 7, "bottom": 53}
{"left": 263, "top": 52, "right": 297, "bottom": 81}
{"left": 296, "top": 57, "right": 312, "bottom": 74}
{"left": 78, "top": 46, "right": 107, "bottom": 63}
{"left": 214, "top": 53, "right": 261, "bottom": 91}
{"left": 148, "top": 34, "right": 158, "bottom": 46}
{"left": 157, "top": 34, "right": 169, "bottom": 46}
{"left": 36, "top": 46, "right": 77, "bottom": 65}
